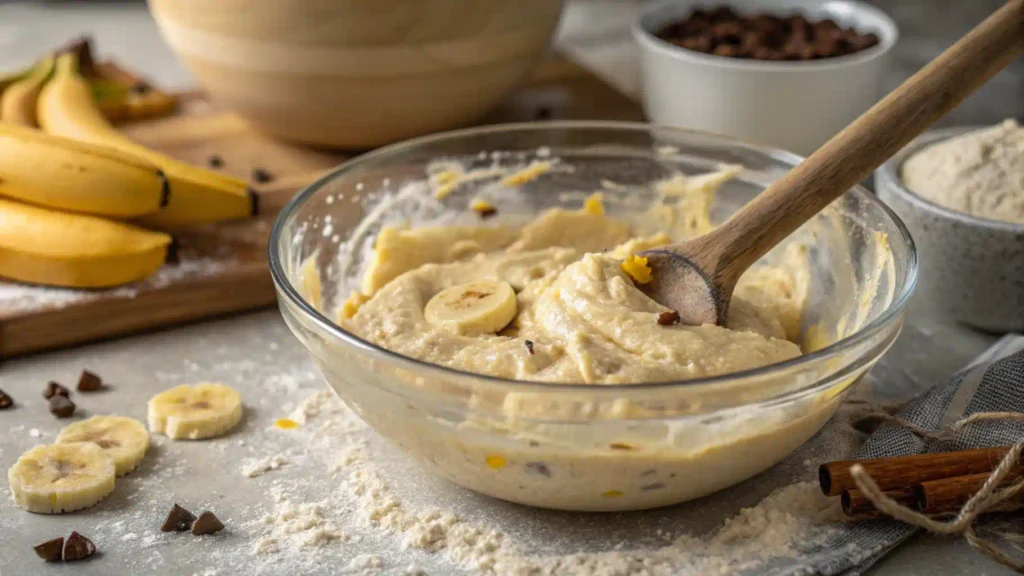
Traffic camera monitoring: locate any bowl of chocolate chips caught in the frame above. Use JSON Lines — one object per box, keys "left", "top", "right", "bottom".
{"left": 634, "top": 1, "right": 898, "bottom": 155}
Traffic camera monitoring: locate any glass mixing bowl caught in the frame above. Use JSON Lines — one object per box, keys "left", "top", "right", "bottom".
{"left": 270, "top": 122, "right": 917, "bottom": 512}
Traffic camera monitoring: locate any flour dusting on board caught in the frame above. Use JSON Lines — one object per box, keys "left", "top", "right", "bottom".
{"left": 0, "top": 257, "right": 231, "bottom": 314}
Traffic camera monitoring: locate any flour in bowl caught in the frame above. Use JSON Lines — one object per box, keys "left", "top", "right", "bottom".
{"left": 901, "top": 119, "right": 1024, "bottom": 224}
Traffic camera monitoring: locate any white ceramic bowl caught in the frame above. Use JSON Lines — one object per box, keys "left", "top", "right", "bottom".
{"left": 634, "top": 0, "right": 898, "bottom": 155}
{"left": 148, "top": 0, "right": 564, "bottom": 149}
{"left": 877, "top": 127, "right": 1024, "bottom": 333}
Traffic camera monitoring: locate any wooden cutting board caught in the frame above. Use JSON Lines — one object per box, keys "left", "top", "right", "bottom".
{"left": 0, "top": 54, "right": 643, "bottom": 359}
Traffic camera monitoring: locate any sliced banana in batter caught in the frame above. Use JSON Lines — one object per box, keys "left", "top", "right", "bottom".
{"left": 148, "top": 382, "right": 242, "bottom": 440}
{"left": 424, "top": 279, "right": 517, "bottom": 334}
{"left": 56, "top": 415, "right": 150, "bottom": 476}
{"left": 8, "top": 442, "right": 116, "bottom": 514}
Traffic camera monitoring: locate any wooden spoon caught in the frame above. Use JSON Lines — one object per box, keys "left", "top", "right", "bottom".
{"left": 641, "top": 0, "right": 1024, "bottom": 326}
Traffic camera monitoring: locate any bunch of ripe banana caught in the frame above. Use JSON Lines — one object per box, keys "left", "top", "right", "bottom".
{"left": 0, "top": 51, "right": 256, "bottom": 289}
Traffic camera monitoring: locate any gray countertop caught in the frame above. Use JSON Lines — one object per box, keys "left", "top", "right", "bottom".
{"left": 0, "top": 1, "right": 1021, "bottom": 575}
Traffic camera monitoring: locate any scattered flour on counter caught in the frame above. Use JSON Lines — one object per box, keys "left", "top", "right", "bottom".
{"left": 250, "top": 389, "right": 851, "bottom": 575}
{"left": 345, "top": 460, "right": 842, "bottom": 575}
{"left": 242, "top": 454, "right": 290, "bottom": 478}
{"left": 346, "top": 553, "right": 384, "bottom": 573}
{"left": 287, "top": 389, "right": 344, "bottom": 425}
{"left": 253, "top": 497, "right": 349, "bottom": 555}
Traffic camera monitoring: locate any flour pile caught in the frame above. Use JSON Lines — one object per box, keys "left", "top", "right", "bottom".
{"left": 902, "top": 119, "right": 1024, "bottom": 223}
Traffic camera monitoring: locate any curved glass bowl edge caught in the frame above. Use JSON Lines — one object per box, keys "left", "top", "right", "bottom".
{"left": 268, "top": 121, "right": 919, "bottom": 403}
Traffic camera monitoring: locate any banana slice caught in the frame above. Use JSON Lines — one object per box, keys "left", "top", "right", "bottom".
{"left": 424, "top": 279, "right": 517, "bottom": 334}
{"left": 7, "top": 442, "right": 116, "bottom": 514}
{"left": 56, "top": 416, "right": 150, "bottom": 476}
{"left": 148, "top": 383, "right": 242, "bottom": 440}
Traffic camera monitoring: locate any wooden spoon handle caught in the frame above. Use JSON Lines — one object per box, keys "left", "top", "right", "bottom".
{"left": 704, "top": 0, "right": 1024, "bottom": 280}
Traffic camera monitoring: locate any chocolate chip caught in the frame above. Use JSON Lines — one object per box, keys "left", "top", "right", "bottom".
{"left": 524, "top": 340, "right": 535, "bottom": 355}
{"left": 33, "top": 537, "right": 64, "bottom": 561}
{"left": 657, "top": 311, "right": 681, "bottom": 326}
{"left": 128, "top": 82, "right": 151, "bottom": 96}
{"left": 657, "top": 10, "right": 880, "bottom": 61}
{"left": 44, "top": 381, "right": 70, "bottom": 400}
{"left": 77, "top": 370, "right": 102, "bottom": 392}
{"left": 0, "top": 388, "right": 12, "bottom": 409}
{"left": 166, "top": 238, "right": 180, "bottom": 265}
{"left": 525, "top": 462, "right": 551, "bottom": 477}
{"left": 477, "top": 206, "right": 498, "bottom": 219}
{"left": 191, "top": 511, "right": 225, "bottom": 535}
{"left": 62, "top": 532, "right": 96, "bottom": 561}
{"left": 251, "top": 167, "right": 274, "bottom": 184}
{"left": 207, "top": 154, "right": 224, "bottom": 169}
{"left": 161, "top": 503, "right": 197, "bottom": 532}
{"left": 49, "top": 396, "right": 75, "bottom": 418}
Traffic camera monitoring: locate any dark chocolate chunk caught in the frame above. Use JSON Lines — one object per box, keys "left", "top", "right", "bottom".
{"left": 161, "top": 503, "right": 197, "bottom": 532}
{"left": 62, "top": 532, "right": 96, "bottom": 561}
{"left": 77, "top": 370, "right": 103, "bottom": 392}
{"left": 657, "top": 311, "right": 681, "bottom": 326}
{"left": 207, "top": 154, "right": 224, "bottom": 169}
{"left": 44, "top": 381, "right": 70, "bottom": 399}
{"left": 0, "top": 388, "right": 13, "bottom": 409}
{"left": 657, "top": 10, "right": 881, "bottom": 61}
{"left": 33, "top": 537, "right": 64, "bottom": 561}
{"left": 525, "top": 462, "right": 551, "bottom": 477}
{"left": 524, "top": 340, "right": 535, "bottom": 355}
{"left": 191, "top": 511, "right": 225, "bottom": 535}
{"left": 166, "top": 238, "right": 180, "bottom": 265}
{"left": 477, "top": 206, "right": 498, "bottom": 219}
{"left": 49, "top": 396, "right": 76, "bottom": 418}
{"left": 251, "top": 167, "right": 275, "bottom": 184}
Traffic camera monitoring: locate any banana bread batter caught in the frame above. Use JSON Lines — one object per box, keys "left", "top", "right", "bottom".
{"left": 341, "top": 168, "right": 807, "bottom": 384}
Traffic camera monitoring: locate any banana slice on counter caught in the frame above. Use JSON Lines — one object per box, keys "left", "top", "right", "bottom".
{"left": 148, "top": 383, "right": 242, "bottom": 440}
{"left": 56, "top": 415, "right": 150, "bottom": 476}
{"left": 424, "top": 279, "right": 518, "bottom": 334}
{"left": 7, "top": 442, "right": 116, "bottom": 514}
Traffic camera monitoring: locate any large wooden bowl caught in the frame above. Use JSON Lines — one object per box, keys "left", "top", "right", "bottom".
{"left": 148, "top": 0, "right": 564, "bottom": 148}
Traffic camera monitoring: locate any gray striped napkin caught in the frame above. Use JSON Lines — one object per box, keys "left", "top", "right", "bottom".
{"left": 778, "top": 334, "right": 1024, "bottom": 576}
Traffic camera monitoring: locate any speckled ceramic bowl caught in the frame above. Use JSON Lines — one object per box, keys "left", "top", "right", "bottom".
{"left": 877, "top": 127, "right": 1024, "bottom": 333}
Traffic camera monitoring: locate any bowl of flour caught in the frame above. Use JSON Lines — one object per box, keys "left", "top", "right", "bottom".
{"left": 877, "top": 119, "right": 1024, "bottom": 333}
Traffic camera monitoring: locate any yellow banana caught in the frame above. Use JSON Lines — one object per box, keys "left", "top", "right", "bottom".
{"left": 0, "top": 197, "right": 172, "bottom": 288}
{"left": 0, "top": 55, "right": 54, "bottom": 126}
{"left": 0, "top": 64, "right": 31, "bottom": 93}
{"left": 38, "top": 53, "right": 254, "bottom": 228}
{"left": 0, "top": 124, "right": 167, "bottom": 217}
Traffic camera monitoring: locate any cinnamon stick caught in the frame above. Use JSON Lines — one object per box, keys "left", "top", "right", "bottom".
{"left": 819, "top": 446, "right": 1013, "bottom": 496}
{"left": 915, "top": 471, "right": 1024, "bottom": 515}
{"left": 841, "top": 486, "right": 917, "bottom": 518}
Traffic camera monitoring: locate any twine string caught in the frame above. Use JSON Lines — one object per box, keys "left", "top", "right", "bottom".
{"left": 849, "top": 412, "right": 1024, "bottom": 572}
